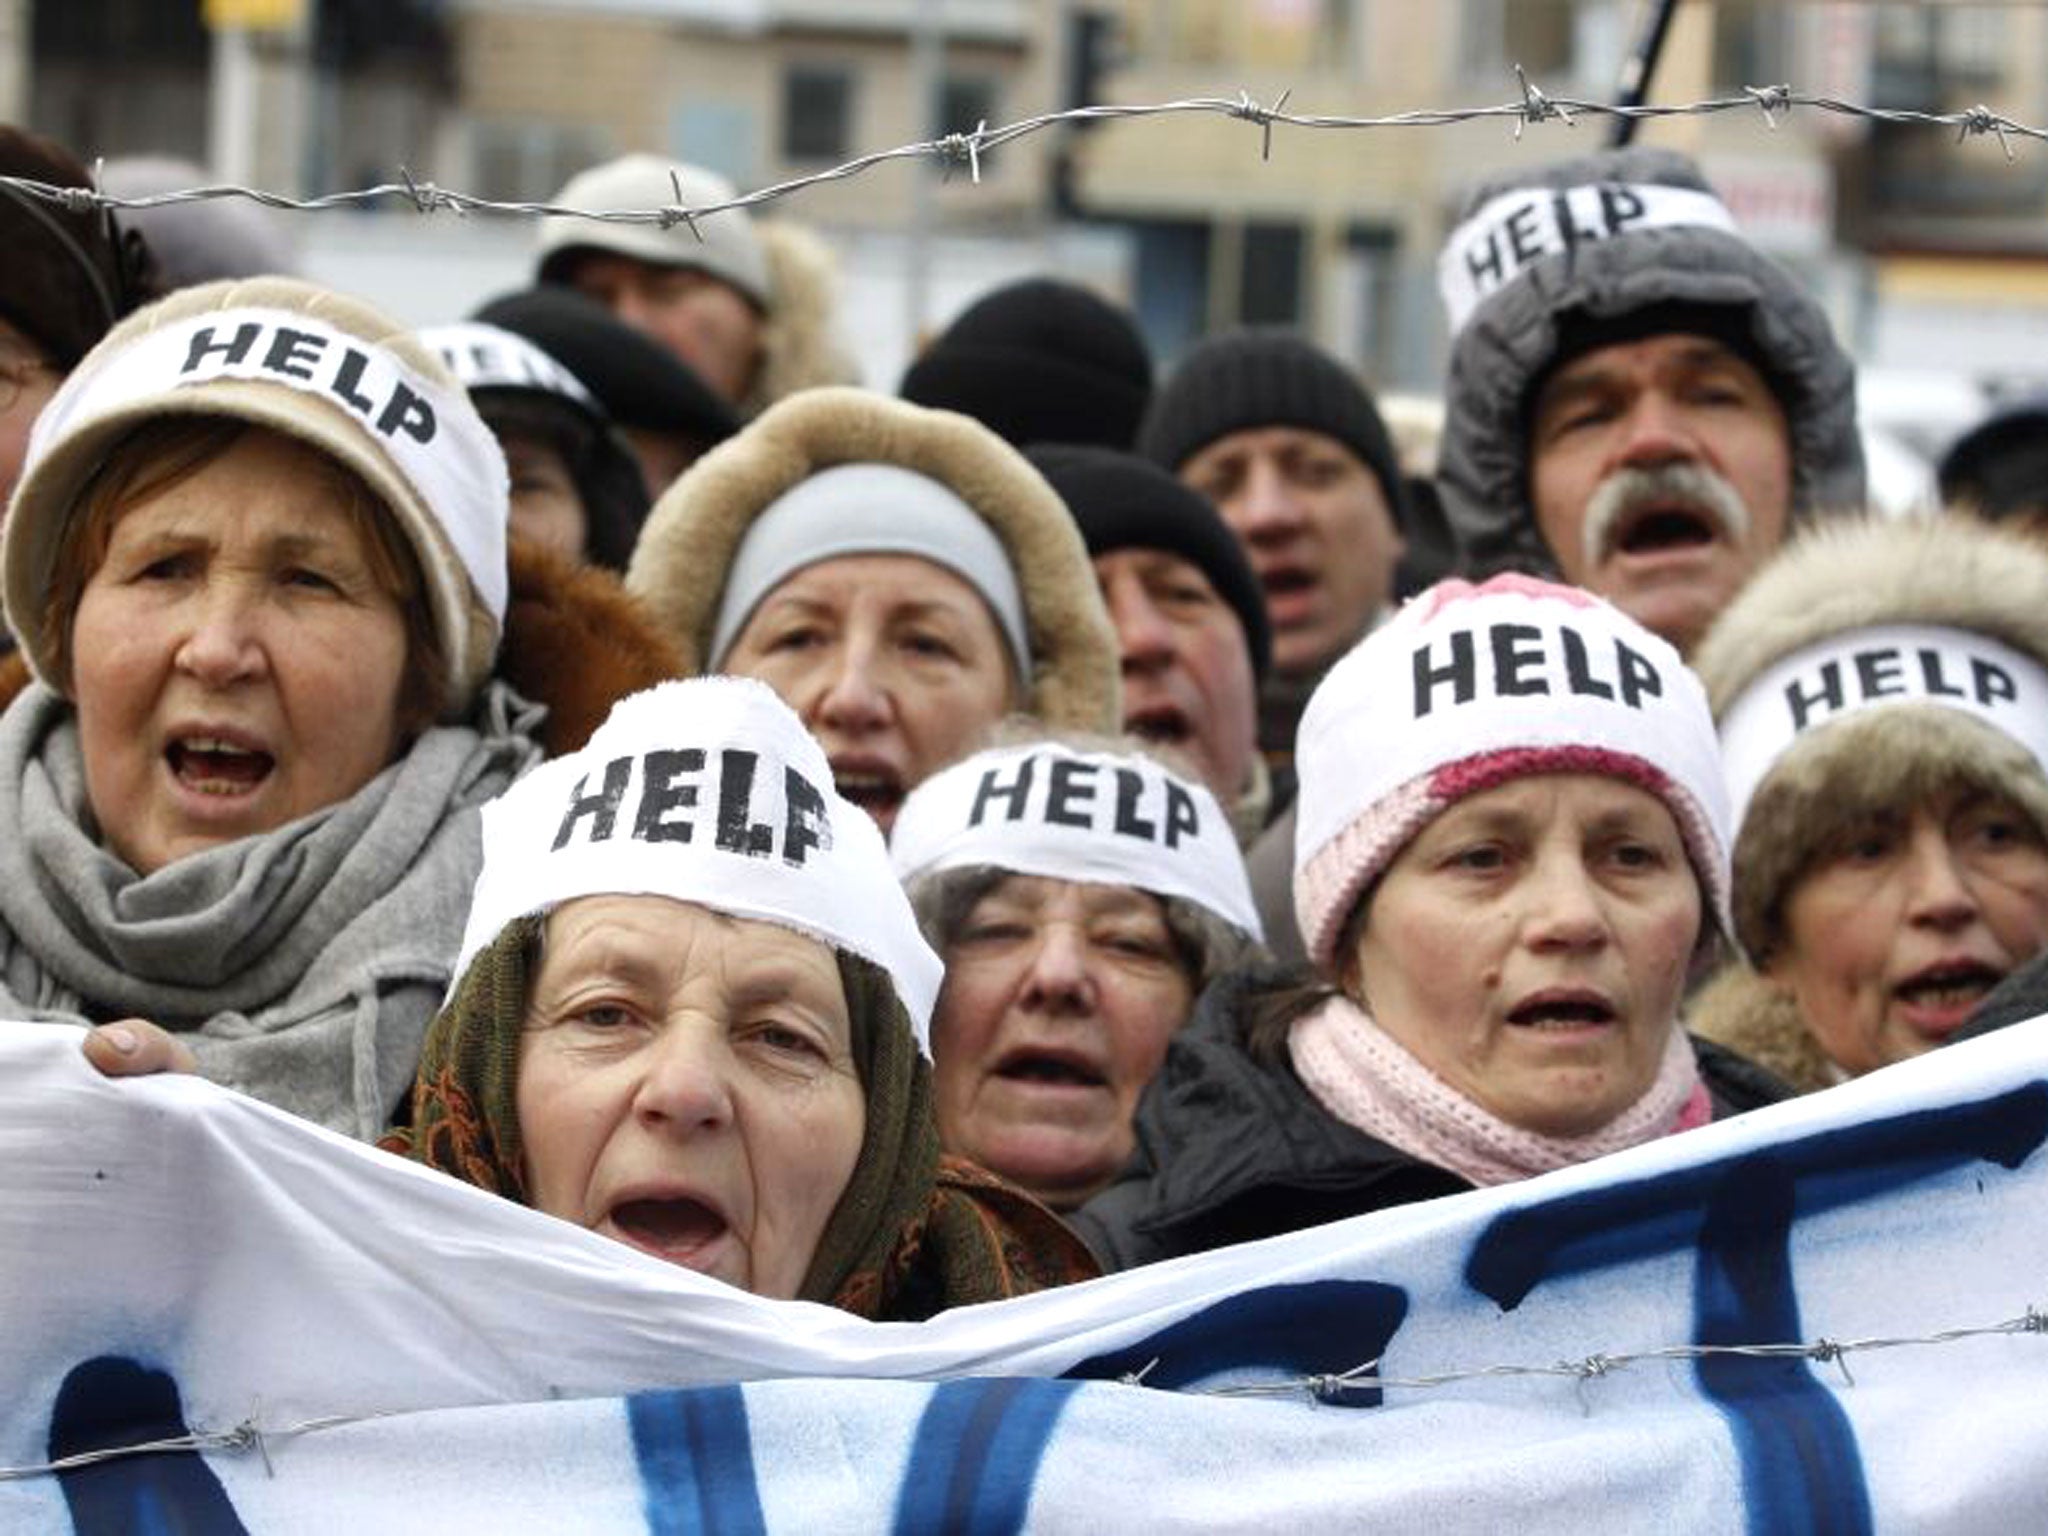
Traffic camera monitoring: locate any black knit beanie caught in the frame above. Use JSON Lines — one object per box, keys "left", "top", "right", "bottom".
{"left": 900, "top": 277, "right": 1153, "bottom": 451}
{"left": 1529, "top": 299, "right": 1794, "bottom": 425}
{"left": 1135, "top": 328, "right": 1406, "bottom": 525}
{"left": 0, "top": 126, "right": 159, "bottom": 368}
{"left": 1027, "top": 443, "right": 1272, "bottom": 680}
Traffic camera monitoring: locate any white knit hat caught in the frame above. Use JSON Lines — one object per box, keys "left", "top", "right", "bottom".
{"left": 453, "top": 676, "right": 944, "bottom": 1053}
{"left": 5, "top": 277, "right": 509, "bottom": 712}
{"left": 1293, "top": 574, "right": 1732, "bottom": 971}
{"left": 536, "top": 155, "right": 770, "bottom": 308}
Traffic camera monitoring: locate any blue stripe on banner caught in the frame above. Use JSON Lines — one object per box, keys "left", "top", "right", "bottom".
{"left": 892, "top": 1378, "right": 1081, "bottom": 1536}
{"left": 627, "top": 1384, "right": 767, "bottom": 1536}
{"left": 48, "top": 1355, "right": 250, "bottom": 1536}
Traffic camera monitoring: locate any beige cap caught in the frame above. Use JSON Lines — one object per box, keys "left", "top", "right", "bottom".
{"left": 4, "top": 276, "right": 509, "bottom": 713}
{"left": 536, "top": 155, "right": 770, "bottom": 307}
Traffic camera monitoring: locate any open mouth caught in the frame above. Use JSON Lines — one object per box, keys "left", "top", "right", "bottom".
{"left": 1612, "top": 505, "right": 1718, "bottom": 557}
{"left": 830, "top": 763, "right": 904, "bottom": 827}
{"left": 994, "top": 1050, "right": 1107, "bottom": 1090}
{"left": 1506, "top": 993, "right": 1617, "bottom": 1030}
{"left": 1260, "top": 566, "right": 1316, "bottom": 601}
{"left": 1893, "top": 960, "right": 2004, "bottom": 1013}
{"left": 1126, "top": 703, "right": 1192, "bottom": 747}
{"left": 166, "top": 736, "right": 275, "bottom": 797}
{"left": 606, "top": 1197, "right": 729, "bottom": 1263}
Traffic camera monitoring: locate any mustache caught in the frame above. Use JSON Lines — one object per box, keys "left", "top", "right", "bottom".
{"left": 1580, "top": 462, "right": 1751, "bottom": 567}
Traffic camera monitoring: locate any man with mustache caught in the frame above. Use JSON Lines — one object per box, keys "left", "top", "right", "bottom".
{"left": 1436, "top": 146, "right": 1865, "bottom": 657}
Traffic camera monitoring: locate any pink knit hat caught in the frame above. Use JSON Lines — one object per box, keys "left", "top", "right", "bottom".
{"left": 1292, "top": 574, "right": 1732, "bottom": 971}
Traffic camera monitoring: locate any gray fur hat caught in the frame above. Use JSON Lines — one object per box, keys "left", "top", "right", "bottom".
{"left": 1692, "top": 514, "right": 2048, "bottom": 961}
{"left": 1435, "top": 146, "right": 1864, "bottom": 579}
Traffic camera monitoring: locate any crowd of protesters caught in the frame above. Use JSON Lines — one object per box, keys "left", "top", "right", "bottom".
{"left": 7, "top": 119, "right": 2047, "bottom": 1315}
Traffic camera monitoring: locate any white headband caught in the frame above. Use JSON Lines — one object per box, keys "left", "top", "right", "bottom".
{"left": 27, "top": 305, "right": 509, "bottom": 622}
{"left": 421, "top": 321, "right": 599, "bottom": 413}
{"left": 452, "top": 678, "right": 944, "bottom": 1053}
{"left": 1720, "top": 623, "right": 2048, "bottom": 834}
{"left": 1437, "top": 182, "right": 1739, "bottom": 337}
{"left": 890, "top": 742, "right": 1263, "bottom": 942}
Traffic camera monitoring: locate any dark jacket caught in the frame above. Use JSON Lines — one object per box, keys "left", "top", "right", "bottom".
{"left": 1070, "top": 968, "right": 1789, "bottom": 1272}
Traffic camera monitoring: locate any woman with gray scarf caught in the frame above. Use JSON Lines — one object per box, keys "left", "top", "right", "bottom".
{"left": 0, "top": 276, "right": 543, "bottom": 1139}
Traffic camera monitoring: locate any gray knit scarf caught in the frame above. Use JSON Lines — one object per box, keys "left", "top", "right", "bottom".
{"left": 0, "top": 681, "right": 545, "bottom": 1139}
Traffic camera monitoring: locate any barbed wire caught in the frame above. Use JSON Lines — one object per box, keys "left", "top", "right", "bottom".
{"left": 0, "top": 1302, "right": 2039, "bottom": 1482}
{"left": 4, "top": 77, "right": 2048, "bottom": 235}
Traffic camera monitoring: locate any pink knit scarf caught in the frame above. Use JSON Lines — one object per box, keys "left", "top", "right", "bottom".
{"left": 1288, "top": 995, "right": 1712, "bottom": 1189}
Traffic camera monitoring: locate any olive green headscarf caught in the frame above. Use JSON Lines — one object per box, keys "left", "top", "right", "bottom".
{"left": 384, "top": 913, "right": 1095, "bottom": 1319}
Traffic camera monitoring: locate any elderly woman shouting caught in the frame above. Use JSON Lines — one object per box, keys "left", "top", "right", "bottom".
{"left": 1691, "top": 516, "right": 2048, "bottom": 1091}
{"left": 6, "top": 277, "right": 542, "bottom": 1137}
{"left": 377, "top": 678, "right": 1093, "bottom": 1314}
{"left": 1075, "top": 576, "right": 1784, "bottom": 1270}
{"left": 627, "top": 387, "right": 1119, "bottom": 833}
{"left": 892, "top": 733, "right": 1264, "bottom": 1212}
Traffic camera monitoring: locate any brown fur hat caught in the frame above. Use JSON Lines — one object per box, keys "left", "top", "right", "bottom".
{"left": 1688, "top": 960, "right": 1839, "bottom": 1097}
{"left": 625, "top": 386, "right": 1121, "bottom": 734}
{"left": 1692, "top": 513, "right": 2048, "bottom": 960}
{"left": 744, "top": 221, "right": 860, "bottom": 415}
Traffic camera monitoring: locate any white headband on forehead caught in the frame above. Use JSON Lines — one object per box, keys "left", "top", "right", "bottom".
{"left": 1437, "top": 182, "right": 1739, "bottom": 337}
{"left": 421, "top": 321, "right": 598, "bottom": 413}
{"left": 890, "top": 743, "right": 1264, "bottom": 942}
{"left": 1720, "top": 623, "right": 2048, "bottom": 834}
{"left": 452, "top": 678, "right": 944, "bottom": 1052}
{"left": 27, "top": 305, "right": 509, "bottom": 620}
{"left": 1295, "top": 579, "right": 1732, "bottom": 880}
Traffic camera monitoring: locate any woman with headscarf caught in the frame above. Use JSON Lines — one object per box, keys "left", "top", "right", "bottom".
{"left": 380, "top": 677, "right": 1095, "bottom": 1316}
{"left": 892, "top": 730, "right": 1264, "bottom": 1212}
{"left": 1073, "top": 575, "right": 1785, "bottom": 1270}
{"left": 2, "top": 276, "right": 543, "bottom": 1137}
{"left": 626, "top": 388, "right": 1120, "bottom": 834}
{"left": 1690, "top": 515, "right": 2048, "bottom": 1092}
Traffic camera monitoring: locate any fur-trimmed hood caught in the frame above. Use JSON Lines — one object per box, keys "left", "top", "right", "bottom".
{"left": 1695, "top": 513, "right": 2048, "bottom": 958}
{"left": 624, "top": 386, "right": 1121, "bottom": 734}
{"left": 1689, "top": 962, "right": 1839, "bottom": 1097}
{"left": 1435, "top": 146, "right": 1863, "bottom": 579}
{"left": 744, "top": 221, "right": 860, "bottom": 416}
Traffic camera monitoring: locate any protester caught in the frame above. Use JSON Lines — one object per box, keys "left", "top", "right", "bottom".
{"left": 893, "top": 731, "right": 1262, "bottom": 1211}
{"left": 1689, "top": 516, "right": 2048, "bottom": 1093}
{"left": 537, "top": 154, "right": 854, "bottom": 417}
{"left": 380, "top": 678, "right": 1096, "bottom": 1315}
{"left": 421, "top": 320, "right": 648, "bottom": 570}
{"left": 1937, "top": 391, "right": 2048, "bottom": 538}
{"left": 1138, "top": 327, "right": 1408, "bottom": 778}
{"left": 99, "top": 155, "right": 298, "bottom": 288}
{"left": 625, "top": 387, "right": 1120, "bottom": 833}
{"left": 900, "top": 276, "right": 1153, "bottom": 451}
{"left": 1025, "top": 445, "right": 1268, "bottom": 839}
{"left": 473, "top": 285, "right": 739, "bottom": 504}
{"left": 1072, "top": 575, "right": 1784, "bottom": 1269}
{"left": 0, "top": 276, "right": 543, "bottom": 1138}
{"left": 0, "top": 127, "right": 159, "bottom": 512}
{"left": 1435, "top": 145, "right": 1863, "bottom": 658}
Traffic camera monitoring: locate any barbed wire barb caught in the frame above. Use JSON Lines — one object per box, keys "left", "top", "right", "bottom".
{"left": 6, "top": 77, "right": 2048, "bottom": 233}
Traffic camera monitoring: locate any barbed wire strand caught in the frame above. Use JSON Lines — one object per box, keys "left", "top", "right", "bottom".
{"left": 5, "top": 80, "right": 2047, "bottom": 233}
{"left": 0, "top": 1303, "right": 2039, "bottom": 1483}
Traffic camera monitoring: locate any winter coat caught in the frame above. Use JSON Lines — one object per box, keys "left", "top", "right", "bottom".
{"left": 1071, "top": 968, "right": 1789, "bottom": 1272}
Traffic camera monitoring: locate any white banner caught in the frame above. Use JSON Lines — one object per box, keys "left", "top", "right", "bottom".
{"left": 3, "top": 1018, "right": 2047, "bottom": 1531}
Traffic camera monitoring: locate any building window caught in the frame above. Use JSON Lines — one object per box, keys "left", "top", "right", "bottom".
{"left": 781, "top": 62, "right": 853, "bottom": 162}
{"left": 938, "top": 73, "right": 998, "bottom": 139}
{"left": 1462, "top": 0, "right": 1623, "bottom": 89}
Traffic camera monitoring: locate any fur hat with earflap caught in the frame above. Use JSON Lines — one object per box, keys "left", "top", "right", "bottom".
{"left": 1688, "top": 514, "right": 2048, "bottom": 1090}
